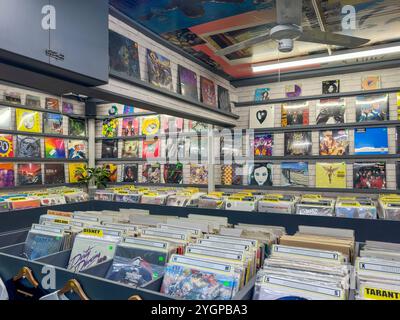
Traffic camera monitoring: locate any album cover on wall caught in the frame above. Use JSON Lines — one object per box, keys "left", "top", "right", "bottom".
{"left": 322, "top": 80, "right": 340, "bottom": 94}
{"left": 141, "top": 115, "right": 160, "bottom": 136}
{"left": 221, "top": 164, "right": 243, "bottom": 186}
{"left": 18, "top": 163, "right": 42, "bottom": 185}
{"left": 188, "top": 120, "right": 208, "bottom": 133}
{"left": 177, "top": 65, "right": 198, "bottom": 101}
{"left": 281, "top": 102, "right": 309, "bottom": 127}
{"left": 253, "top": 133, "right": 273, "bottom": 157}
{"left": 44, "top": 164, "right": 65, "bottom": 185}
{"left": 0, "top": 135, "right": 13, "bottom": 158}
{"left": 248, "top": 163, "right": 273, "bottom": 186}
{"left": 200, "top": 76, "right": 216, "bottom": 107}
{"left": 254, "top": 88, "right": 270, "bottom": 101}
{"left": 146, "top": 49, "right": 173, "bottom": 91}
{"left": 249, "top": 105, "right": 275, "bottom": 129}
{"left": 102, "top": 140, "right": 118, "bottom": 158}
{"left": 102, "top": 118, "right": 119, "bottom": 138}
{"left": 362, "top": 76, "right": 381, "bottom": 90}
{"left": 62, "top": 102, "right": 74, "bottom": 114}
{"left": 67, "top": 140, "right": 87, "bottom": 159}
{"left": 319, "top": 129, "right": 349, "bottom": 156}
{"left": 122, "top": 117, "right": 139, "bottom": 136}
{"left": 44, "top": 138, "right": 66, "bottom": 159}
{"left": 190, "top": 164, "right": 208, "bottom": 184}
{"left": 123, "top": 105, "right": 135, "bottom": 115}
{"left": 284, "top": 132, "right": 312, "bottom": 156}
{"left": 354, "top": 162, "right": 386, "bottom": 189}
{"left": 164, "top": 163, "right": 183, "bottom": 184}
{"left": 122, "top": 140, "right": 139, "bottom": 158}
{"left": 217, "top": 86, "right": 231, "bottom": 113}
{"left": 43, "top": 113, "right": 63, "bottom": 135}
{"left": 68, "top": 163, "right": 86, "bottom": 183}
{"left": 103, "top": 164, "right": 118, "bottom": 183}
{"left": 285, "top": 84, "right": 302, "bottom": 97}
{"left": 25, "top": 95, "right": 41, "bottom": 108}
{"left": 69, "top": 118, "right": 86, "bottom": 137}
{"left": 354, "top": 127, "right": 388, "bottom": 155}
{"left": 0, "top": 106, "right": 12, "bottom": 130}
{"left": 162, "top": 116, "right": 184, "bottom": 134}
{"left": 281, "top": 162, "right": 309, "bottom": 187}
{"left": 123, "top": 164, "right": 138, "bottom": 183}
{"left": 16, "top": 136, "right": 40, "bottom": 158}
{"left": 142, "top": 164, "right": 162, "bottom": 184}
{"left": 166, "top": 138, "right": 185, "bottom": 161}
{"left": 316, "top": 162, "right": 346, "bottom": 189}
{"left": 45, "top": 98, "right": 60, "bottom": 111}
{"left": 355, "top": 94, "right": 388, "bottom": 122}
{"left": 142, "top": 139, "right": 160, "bottom": 159}
{"left": 109, "top": 30, "right": 141, "bottom": 81}
{"left": 0, "top": 163, "right": 14, "bottom": 187}
{"left": 316, "top": 99, "right": 346, "bottom": 124}
{"left": 16, "top": 109, "right": 41, "bottom": 133}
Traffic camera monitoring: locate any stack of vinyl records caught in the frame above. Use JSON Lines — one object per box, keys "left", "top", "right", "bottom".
{"left": 295, "top": 195, "right": 336, "bottom": 216}
{"left": 140, "top": 192, "right": 169, "bottom": 205}
{"left": 335, "top": 197, "right": 377, "bottom": 219}
{"left": 225, "top": 195, "right": 257, "bottom": 212}
{"left": 378, "top": 195, "right": 400, "bottom": 220}
{"left": 355, "top": 241, "right": 400, "bottom": 300}
{"left": 198, "top": 192, "right": 227, "bottom": 209}
{"left": 257, "top": 194, "right": 298, "bottom": 214}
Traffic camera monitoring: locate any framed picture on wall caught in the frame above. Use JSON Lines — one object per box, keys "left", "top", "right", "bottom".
{"left": 146, "top": 49, "right": 173, "bottom": 91}
{"left": 200, "top": 76, "right": 216, "bottom": 107}
{"left": 177, "top": 65, "right": 198, "bottom": 101}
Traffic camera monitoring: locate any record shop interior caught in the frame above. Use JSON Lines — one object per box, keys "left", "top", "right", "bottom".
{"left": 1, "top": 0, "right": 400, "bottom": 301}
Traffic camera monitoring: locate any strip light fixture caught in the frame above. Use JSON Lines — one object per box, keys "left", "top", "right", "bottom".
{"left": 252, "top": 45, "right": 400, "bottom": 73}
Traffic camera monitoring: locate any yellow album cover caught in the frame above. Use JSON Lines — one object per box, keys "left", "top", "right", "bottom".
{"left": 68, "top": 163, "right": 86, "bottom": 183}
{"left": 316, "top": 162, "right": 346, "bottom": 189}
{"left": 16, "top": 108, "right": 41, "bottom": 133}
{"left": 141, "top": 116, "right": 160, "bottom": 136}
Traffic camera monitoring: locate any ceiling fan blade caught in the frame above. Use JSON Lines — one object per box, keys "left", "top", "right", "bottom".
{"left": 276, "top": 0, "right": 302, "bottom": 25}
{"left": 298, "top": 29, "right": 370, "bottom": 48}
{"left": 215, "top": 33, "right": 272, "bottom": 56}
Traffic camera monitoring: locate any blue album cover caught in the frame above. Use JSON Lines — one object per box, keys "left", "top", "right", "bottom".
{"left": 254, "top": 88, "right": 270, "bottom": 101}
{"left": 354, "top": 127, "right": 388, "bottom": 155}
{"left": 24, "top": 231, "right": 63, "bottom": 260}
{"left": 281, "top": 162, "right": 309, "bottom": 187}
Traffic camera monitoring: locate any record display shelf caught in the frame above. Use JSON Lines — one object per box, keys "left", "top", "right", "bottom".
{"left": 95, "top": 111, "right": 157, "bottom": 120}
{"left": 251, "top": 154, "right": 400, "bottom": 162}
{"left": 95, "top": 131, "right": 205, "bottom": 141}
{"left": 96, "top": 158, "right": 209, "bottom": 163}
{"left": 0, "top": 158, "right": 88, "bottom": 163}
{"left": 0, "top": 129, "right": 89, "bottom": 140}
{"left": 108, "top": 182, "right": 208, "bottom": 188}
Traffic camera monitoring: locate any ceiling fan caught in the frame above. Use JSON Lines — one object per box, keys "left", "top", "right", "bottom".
{"left": 215, "top": 0, "right": 370, "bottom": 56}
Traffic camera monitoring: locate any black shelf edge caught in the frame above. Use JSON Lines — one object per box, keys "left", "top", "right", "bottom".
{"left": 96, "top": 158, "right": 209, "bottom": 163}
{"left": 1, "top": 183, "right": 81, "bottom": 191}
{"left": 0, "top": 158, "right": 88, "bottom": 163}
{"left": 0, "top": 129, "right": 88, "bottom": 140}
{"left": 0, "top": 100, "right": 87, "bottom": 119}
{"left": 109, "top": 182, "right": 207, "bottom": 188}
{"left": 251, "top": 154, "right": 400, "bottom": 161}
{"left": 95, "top": 111, "right": 157, "bottom": 120}
{"left": 215, "top": 184, "right": 398, "bottom": 194}
{"left": 234, "top": 86, "right": 400, "bottom": 107}
{"left": 95, "top": 131, "right": 202, "bottom": 141}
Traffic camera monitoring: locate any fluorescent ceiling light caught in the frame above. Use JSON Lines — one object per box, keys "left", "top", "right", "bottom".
{"left": 252, "top": 45, "right": 400, "bottom": 73}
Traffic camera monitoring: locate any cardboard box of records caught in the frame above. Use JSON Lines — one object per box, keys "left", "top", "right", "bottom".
{"left": 225, "top": 192, "right": 257, "bottom": 212}
{"left": 377, "top": 194, "right": 400, "bottom": 220}
{"left": 335, "top": 196, "right": 377, "bottom": 219}
{"left": 295, "top": 194, "right": 335, "bottom": 216}
{"left": 258, "top": 194, "right": 298, "bottom": 214}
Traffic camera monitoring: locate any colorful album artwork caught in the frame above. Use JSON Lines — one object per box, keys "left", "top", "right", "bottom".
{"left": 123, "top": 164, "right": 138, "bottom": 183}
{"left": 24, "top": 231, "right": 64, "bottom": 261}
{"left": 122, "top": 117, "right": 139, "bottom": 136}
{"left": 16, "top": 109, "right": 41, "bottom": 133}
{"left": 16, "top": 136, "right": 40, "bottom": 158}
{"left": 3, "top": 91, "right": 21, "bottom": 104}
{"left": 316, "top": 99, "right": 346, "bottom": 124}
{"left": 178, "top": 65, "right": 198, "bottom": 101}
{"left": 281, "top": 102, "right": 309, "bottom": 127}
{"left": 188, "top": 120, "right": 208, "bottom": 133}
{"left": 248, "top": 163, "right": 273, "bottom": 186}
{"left": 141, "top": 115, "right": 160, "bottom": 136}
{"left": 281, "top": 162, "right": 309, "bottom": 187}
{"left": 355, "top": 94, "right": 388, "bottom": 122}
{"left": 322, "top": 80, "right": 340, "bottom": 94}
{"left": 67, "top": 140, "right": 87, "bottom": 160}
{"left": 102, "top": 118, "right": 119, "bottom": 138}
{"left": 44, "top": 138, "right": 66, "bottom": 159}
{"left": 218, "top": 86, "right": 231, "bottom": 112}
{"left": 68, "top": 163, "right": 86, "bottom": 183}
{"left": 45, "top": 98, "right": 60, "bottom": 111}
{"left": 17, "top": 163, "right": 42, "bottom": 185}
{"left": 162, "top": 116, "right": 184, "bottom": 134}
{"left": 0, "top": 135, "right": 13, "bottom": 158}
{"left": 284, "top": 132, "right": 312, "bottom": 156}
{"left": 0, "top": 106, "right": 12, "bottom": 130}
{"left": 354, "top": 162, "right": 386, "bottom": 190}
{"left": 103, "top": 163, "right": 118, "bottom": 183}
{"left": 354, "top": 127, "right": 388, "bottom": 155}
{"left": 249, "top": 105, "right": 275, "bottom": 129}
{"left": 316, "top": 162, "right": 347, "bottom": 189}
{"left": 44, "top": 164, "right": 65, "bottom": 185}
{"left": 123, "top": 105, "right": 135, "bottom": 115}
{"left": 221, "top": 164, "right": 243, "bottom": 186}
{"left": 69, "top": 118, "right": 86, "bottom": 137}
{"left": 164, "top": 163, "right": 183, "bottom": 184}
{"left": 146, "top": 49, "right": 173, "bottom": 90}
{"left": 362, "top": 76, "right": 381, "bottom": 90}
{"left": 319, "top": 129, "right": 349, "bottom": 156}
{"left": 122, "top": 140, "right": 139, "bottom": 158}
{"left": 285, "top": 84, "right": 302, "bottom": 98}
{"left": 0, "top": 164, "right": 14, "bottom": 187}
{"left": 254, "top": 88, "right": 270, "bottom": 102}
{"left": 253, "top": 133, "right": 273, "bottom": 157}
{"left": 190, "top": 164, "right": 208, "bottom": 184}
{"left": 108, "top": 105, "right": 119, "bottom": 116}
{"left": 109, "top": 30, "right": 141, "bottom": 80}
{"left": 200, "top": 76, "right": 216, "bottom": 107}
{"left": 62, "top": 102, "right": 74, "bottom": 114}
{"left": 142, "top": 139, "right": 160, "bottom": 159}
{"left": 166, "top": 138, "right": 185, "bottom": 161}
{"left": 43, "top": 113, "right": 63, "bottom": 135}
{"left": 102, "top": 140, "right": 118, "bottom": 158}
{"left": 25, "top": 95, "right": 41, "bottom": 108}
{"left": 142, "top": 164, "right": 162, "bottom": 184}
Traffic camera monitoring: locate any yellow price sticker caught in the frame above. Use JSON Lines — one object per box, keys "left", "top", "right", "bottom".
{"left": 364, "top": 287, "right": 400, "bottom": 300}
{"left": 54, "top": 219, "right": 69, "bottom": 224}
{"left": 83, "top": 228, "right": 104, "bottom": 237}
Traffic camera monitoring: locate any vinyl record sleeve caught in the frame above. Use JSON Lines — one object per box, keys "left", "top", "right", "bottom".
{"left": 123, "top": 164, "right": 138, "bottom": 183}
{"left": 44, "top": 164, "right": 65, "bottom": 185}
{"left": 284, "top": 132, "right": 312, "bottom": 156}
{"left": 319, "top": 129, "right": 349, "bottom": 156}
{"left": 353, "top": 162, "right": 386, "bottom": 190}
{"left": 177, "top": 65, "right": 198, "bottom": 101}
{"left": 146, "top": 49, "right": 173, "bottom": 91}
{"left": 16, "top": 109, "right": 41, "bottom": 133}
{"left": 355, "top": 94, "right": 388, "bottom": 122}
{"left": 142, "top": 139, "right": 160, "bottom": 159}
{"left": 101, "top": 140, "right": 118, "bottom": 158}
{"left": 0, "top": 163, "right": 14, "bottom": 187}
{"left": 248, "top": 163, "right": 273, "bottom": 186}
{"left": 249, "top": 105, "right": 274, "bottom": 129}
{"left": 67, "top": 140, "right": 87, "bottom": 159}
{"left": 316, "top": 162, "right": 347, "bottom": 189}
{"left": 316, "top": 99, "right": 346, "bottom": 124}
{"left": 218, "top": 86, "right": 231, "bottom": 112}
{"left": 122, "top": 140, "right": 139, "bottom": 158}
{"left": 121, "top": 117, "right": 139, "bottom": 136}
{"left": 44, "top": 138, "right": 66, "bottom": 159}
{"left": 141, "top": 116, "right": 160, "bottom": 136}
{"left": 354, "top": 128, "right": 388, "bottom": 155}
{"left": 68, "top": 163, "right": 86, "bottom": 183}
{"left": 281, "top": 102, "right": 309, "bottom": 127}
{"left": 102, "top": 118, "right": 119, "bottom": 138}
{"left": 103, "top": 163, "right": 118, "bottom": 183}
{"left": 45, "top": 98, "right": 60, "bottom": 111}
{"left": 142, "top": 164, "right": 162, "bottom": 184}
{"left": 16, "top": 136, "right": 40, "bottom": 158}
{"left": 0, "top": 135, "right": 14, "bottom": 158}
{"left": 200, "top": 76, "right": 216, "bottom": 107}
{"left": 281, "top": 162, "right": 309, "bottom": 187}
{"left": 17, "top": 163, "right": 42, "bottom": 185}
{"left": 43, "top": 113, "right": 63, "bottom": 135}
{"left": 0, "top": 106, "right": 12, "bottom": 130}
{"left": 253, "top": 133, "right": 273, "bottom": 157}
{"left": 254, "top": 88, "right": 270, "bottom": 102}
{"left": 164, "top": 163, "right": 183, "bottom": 184}
{"left": 68, "top": 118, "right": 85, "bottom": 137}
{"left": 24, "top": 230, "right": 64, "bottom": 260}
{"left": 190, "top": 164, "right": 208, "bottom": 184}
